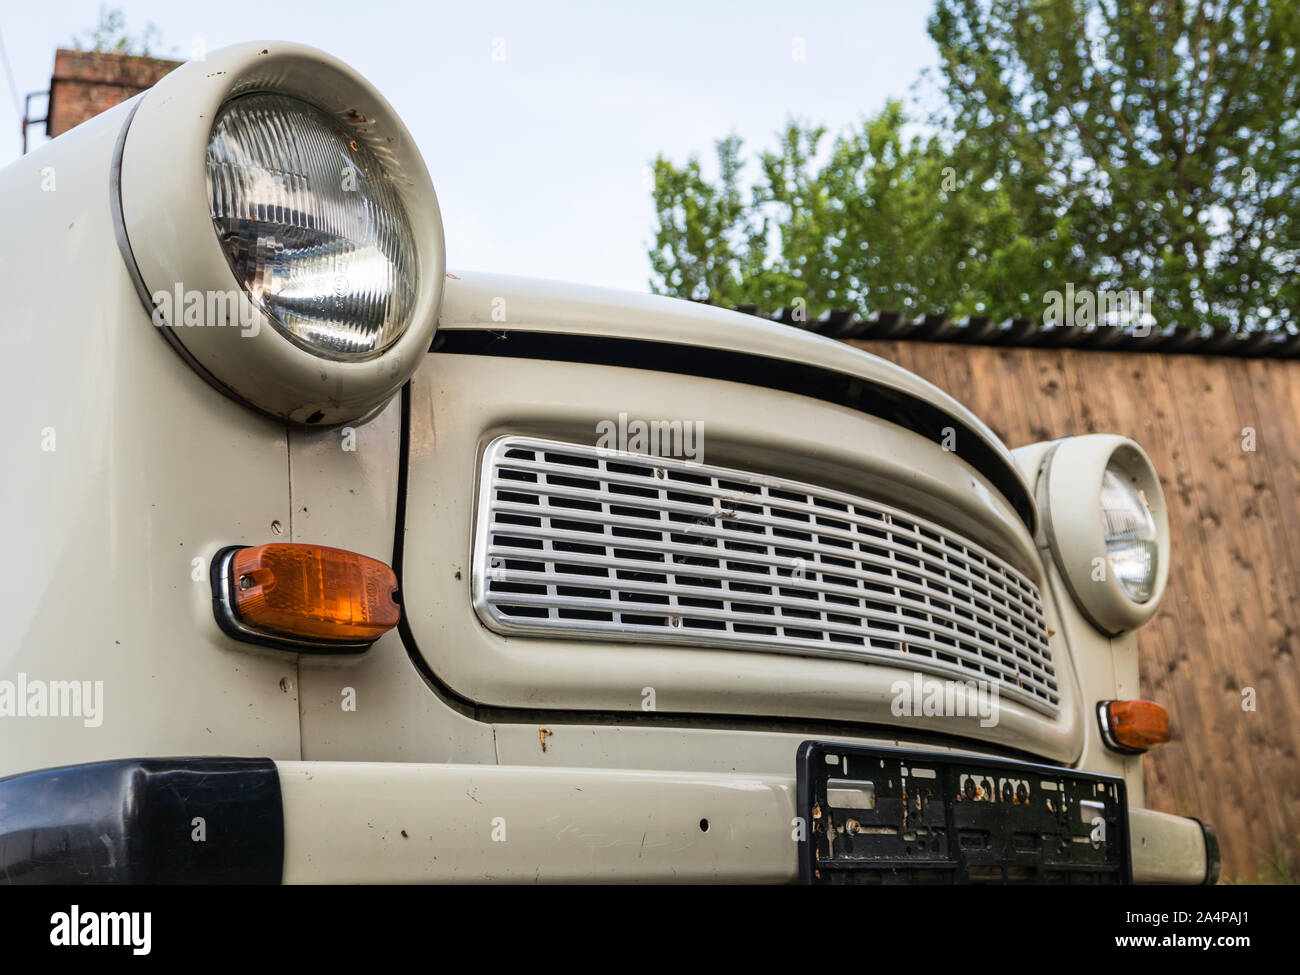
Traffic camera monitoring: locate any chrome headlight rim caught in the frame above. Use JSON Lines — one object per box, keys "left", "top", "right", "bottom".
{"left": 1040, "top": 435, "right": 1170, "bottom": 635}
{"left": 114, "top": 41, "right": 445, "bottom": 426}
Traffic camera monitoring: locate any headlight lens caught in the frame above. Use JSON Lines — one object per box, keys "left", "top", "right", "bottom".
{"left": 205, "top": 93, "right": 417, "bottom": 359}
{"left": 1100, "top": 463, "right": 1158, "bottom": 602}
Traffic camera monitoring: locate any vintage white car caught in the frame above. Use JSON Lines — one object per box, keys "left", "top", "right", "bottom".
{"left": 0, "top": 41, "right": 1216, "bottom": 883}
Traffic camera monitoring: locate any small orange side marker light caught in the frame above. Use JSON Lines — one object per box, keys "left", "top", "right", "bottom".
{"left": 1099, "top": 699, "right": 1171, "bottom": 752}
{"left": 228, "top": 543, "right": 400, "bottom": 644}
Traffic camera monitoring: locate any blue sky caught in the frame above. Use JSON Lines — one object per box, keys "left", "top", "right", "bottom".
{"left": 0, "top": 1, "right": 938, "bottom": 291}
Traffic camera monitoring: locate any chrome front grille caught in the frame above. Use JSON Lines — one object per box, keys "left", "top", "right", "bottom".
{"left": 472, "top": 435, "right": 1059, "bottom": 714}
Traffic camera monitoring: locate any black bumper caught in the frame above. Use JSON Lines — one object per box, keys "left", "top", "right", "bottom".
{"left": 0, "top": 758, "right": 283, "bottom": 883}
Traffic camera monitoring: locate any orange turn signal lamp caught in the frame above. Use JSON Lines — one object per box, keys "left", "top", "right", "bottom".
{"left": 212, "top": 543, "right": 399, "bottom": 652}
{"left": 1098, "top": 699, "right": 1171, "bottom": 753}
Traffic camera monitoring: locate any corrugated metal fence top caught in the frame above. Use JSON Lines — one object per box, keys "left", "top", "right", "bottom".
{"left": 712, "top": 305, "right": 1300, "bottom": 358}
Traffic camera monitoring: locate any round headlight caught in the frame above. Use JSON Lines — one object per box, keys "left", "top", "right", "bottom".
{"left": 206, "top": 93, "right": 417, "bottom": 360}
{"left": 1100, "top": 463, "right": 1158, "bottom": 602}
{"left": 1039, "top": 435, "right": 1170, "bottom": 634}
{"left": 114, "top": 42, "right": 445, "bottom": 425}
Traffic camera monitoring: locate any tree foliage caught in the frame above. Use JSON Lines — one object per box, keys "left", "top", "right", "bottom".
{"left": 72, "top": 5, "right": 166, "bottom": 58}
{"left": 649, "top": 1, "right": 1300, "bottom": 331}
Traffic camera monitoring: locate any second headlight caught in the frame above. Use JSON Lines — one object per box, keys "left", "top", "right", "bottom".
{"left": 1040, "top": 435, "right": 1170, "bottom": 634}
{"left": 1100, "top": 460, "right": 1159, "bottom": 602}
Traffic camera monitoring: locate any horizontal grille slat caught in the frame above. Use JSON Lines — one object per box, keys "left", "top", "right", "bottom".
{"left": 487, "top": 547, "right": 1055, "bottom": 681}
{"left": 486, "top": 519, "right": 1049, "bottom": 648}
{"left": 488, "top": 477, "right": 1047, "bottom": 621}
{"left": 473, "top": 436, "right": 1060, "bottom": 713}
{"left": 481, "top": 584, "right": 1049, "bottom": 688}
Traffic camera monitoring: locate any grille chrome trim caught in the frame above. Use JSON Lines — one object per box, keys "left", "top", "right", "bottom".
{"left": 472, "top": 435, "right": 1060, "bottom": 714}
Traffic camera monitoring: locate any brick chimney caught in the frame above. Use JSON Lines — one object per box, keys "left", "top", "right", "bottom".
{"left": 46, "top": 48, "right": 183, "bottom": 138}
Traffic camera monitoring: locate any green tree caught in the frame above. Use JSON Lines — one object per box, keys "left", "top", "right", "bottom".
{"left": 650, "top": 104, "right": 1078, "bottom": 321}
{"left": 930, "top": 0, "right": 1300, "bottom": 330}
{"left": 72, "top": 5, "right": 166, "bottom": 58}
{"left": 650, "top": 0, "right": 1300, "bottom": 331}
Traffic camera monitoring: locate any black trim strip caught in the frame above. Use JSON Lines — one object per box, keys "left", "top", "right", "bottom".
{"left": 430, "top": 328, "right": 1036, "bottom": 533}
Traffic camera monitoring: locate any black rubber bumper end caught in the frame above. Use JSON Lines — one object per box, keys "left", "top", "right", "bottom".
{"left": 1197, "top": 819, "right": 1222, "bottom": 885}
{"left": 0, "top": 758, "right": 284, "bottom": 884}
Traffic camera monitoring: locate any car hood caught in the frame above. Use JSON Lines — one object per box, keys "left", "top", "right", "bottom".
{"left": 434, "top": 270, "right": 1037, "bottom": 532}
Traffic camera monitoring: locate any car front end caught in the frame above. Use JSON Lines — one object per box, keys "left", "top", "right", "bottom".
{"left": 0, "top": 41, "right": 1215, "bottom": 884}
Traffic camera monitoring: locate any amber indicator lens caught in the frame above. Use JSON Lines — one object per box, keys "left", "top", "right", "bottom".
{"left": 230, "top": 544, "right": 399, "bottom": 643}
{"left": 1103, "top": 699, "right": 1171, "bottom": 751}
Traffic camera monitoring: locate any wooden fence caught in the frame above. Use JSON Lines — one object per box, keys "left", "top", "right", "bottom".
{"left": 849, "top": 339, "right": 1300, "bottom": 882}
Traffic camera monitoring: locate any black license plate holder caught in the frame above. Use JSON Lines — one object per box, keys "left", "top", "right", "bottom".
{"left": 797, "top": 741, "right": 1131, "bottom": 884}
